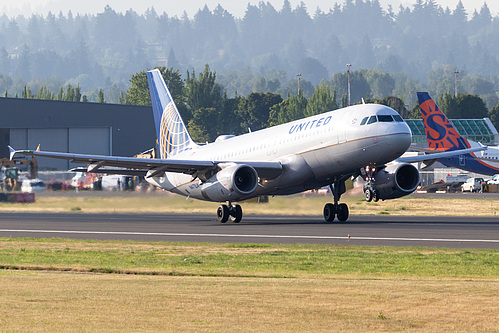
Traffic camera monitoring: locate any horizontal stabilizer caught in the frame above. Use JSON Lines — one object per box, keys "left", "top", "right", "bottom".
{"left": 398, "top": 145, "right": 486, "bottom": 163}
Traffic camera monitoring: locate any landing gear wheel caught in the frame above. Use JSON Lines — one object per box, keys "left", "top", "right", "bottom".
{"left": 372, "top": 190, "right": 379, "bottom": 202}
{"left": 323, "top": 203, "right": 336, "bottom": 222}
{"left": 217, "top": 204, "right": 229, "bottom": 223}
{"left": 337, "top": 203, "right": 349, "bottom": 222}
{"left": 365, "top": 189, "right": 373, "bottom": 202}
{"left": 230, "top": 204, "right": 243, "bottom": 223}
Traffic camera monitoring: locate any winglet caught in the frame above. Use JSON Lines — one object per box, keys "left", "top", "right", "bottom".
{"left": 8, "top": 145, "right": 16, "bottom": 161}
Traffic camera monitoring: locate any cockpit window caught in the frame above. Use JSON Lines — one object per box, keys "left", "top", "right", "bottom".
{"left": 366, "top": 115, "right": 377, "bottom": 124}
{"left": 360, "top": 117, "right": 368, "bottom": 125}
{"left": 393, "top": 114, "right": 404, "bottom": 122}
{"left": 377, "top": 115, "right": 394, "bottom": 122}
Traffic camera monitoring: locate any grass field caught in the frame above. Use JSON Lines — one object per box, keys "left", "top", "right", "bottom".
{"left": 1, "top": 193, "right": 498, "bottom": 331}
{"left": 0, "top": 191, "right": 498, "bottom": 217}
{"left": 0, "top": 238, "right": 498, "bottom": 332}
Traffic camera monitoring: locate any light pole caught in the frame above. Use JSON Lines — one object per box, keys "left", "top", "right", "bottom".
{"left": 454, "top": 70, "right": 459, "bottom": 97}
{"left": 297, "top": 73, "right": 301, "bottom": 95}
{"left": 347, "top": 64, "right": 351, "bottom": 106}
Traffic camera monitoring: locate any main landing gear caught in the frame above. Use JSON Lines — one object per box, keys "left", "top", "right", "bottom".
{"left": 323, "top": 180, "right": 349, "bottom": 222}
{"left": 217, "top": 202, "right": 243, "bottom": 223}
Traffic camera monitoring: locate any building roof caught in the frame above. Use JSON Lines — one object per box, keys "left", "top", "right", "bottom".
{"left": 405, "top": 118, "right": 499, "bottom": 145}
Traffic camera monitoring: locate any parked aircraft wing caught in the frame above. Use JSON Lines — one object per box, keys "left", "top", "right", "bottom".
{"left": 397, "top": 145, "right": 486, "bottom": 163}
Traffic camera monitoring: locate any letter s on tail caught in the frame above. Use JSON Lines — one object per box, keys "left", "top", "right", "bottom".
{"left": 147, "top": 69, "right": 194, "bottom": 159}
{"left": 417, "top": 92, "right": 470, "bottom": 150}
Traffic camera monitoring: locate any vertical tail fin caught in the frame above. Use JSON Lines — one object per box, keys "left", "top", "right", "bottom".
{"left": 417, "top": 92, "right": 470, "bottom": 150}
{"left": 147, "top": 69, "right": 194, "bottom": 159}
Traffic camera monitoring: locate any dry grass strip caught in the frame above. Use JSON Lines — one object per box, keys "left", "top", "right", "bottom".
{"left": 0, "top": 272, "right": 498, "bottom": 332}
{"left": 0, "top": 193, "right": 498, "bottom": 217}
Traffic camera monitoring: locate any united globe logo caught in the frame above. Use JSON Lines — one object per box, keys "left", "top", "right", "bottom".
{"left": 160, "top": 102, "right": 191, "bottom": 158}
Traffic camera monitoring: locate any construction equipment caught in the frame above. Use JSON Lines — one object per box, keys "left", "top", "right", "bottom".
{"left": 134, "top": 147, "right": 156, "bottom": 159}
{"left": 0, "top": 157, "right": 38, "bottom": 191}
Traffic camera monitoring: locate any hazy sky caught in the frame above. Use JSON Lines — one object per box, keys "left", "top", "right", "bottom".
{"left": 1, "top": 0, "right": 497, "bottom": 18}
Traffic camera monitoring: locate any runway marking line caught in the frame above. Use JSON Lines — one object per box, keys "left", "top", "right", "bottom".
{"left": 0, "top": 229, "right": 498, "bottom": 244}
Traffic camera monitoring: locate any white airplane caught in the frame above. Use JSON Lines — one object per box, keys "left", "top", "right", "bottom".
{"left": 9, "top": 70, "right": 485, "bottom": 223}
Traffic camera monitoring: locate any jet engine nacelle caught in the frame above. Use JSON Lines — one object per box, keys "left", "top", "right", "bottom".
{"left": 372, "top": 163, "right": 420, "bottom": 200}
{"left": 201, "top": 164, "right": 259, "bottom": 201}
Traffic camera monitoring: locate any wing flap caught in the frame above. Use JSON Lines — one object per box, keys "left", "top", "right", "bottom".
{"left": 70, "top": 167, "right": 148, "bottom": 176}
{"left": 10, "top": 146, "right": 215, "bottom": 175}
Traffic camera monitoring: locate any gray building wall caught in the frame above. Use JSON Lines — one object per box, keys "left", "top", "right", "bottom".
{"left": 0, "top": 97, "right": 156, "bottom": 170}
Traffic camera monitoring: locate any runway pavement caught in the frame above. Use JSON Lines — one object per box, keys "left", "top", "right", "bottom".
{"left": 0, "top": 212, "right": 498, "bottom": 249}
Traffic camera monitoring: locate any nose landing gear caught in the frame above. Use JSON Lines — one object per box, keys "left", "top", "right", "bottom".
{"left": 363, "top": 166, "right": 379, "bottom": 202}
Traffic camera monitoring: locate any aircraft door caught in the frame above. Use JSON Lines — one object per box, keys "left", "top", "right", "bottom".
{"left": 459, "top": 154, "right": 465, "bottom": 166}
{"left": 335, "top": 113, "right": 346, "bottom": 144}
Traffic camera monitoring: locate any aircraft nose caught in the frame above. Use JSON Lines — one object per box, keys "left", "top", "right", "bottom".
{"left": 387, "top": 125, "right": 412, "bottom": 153}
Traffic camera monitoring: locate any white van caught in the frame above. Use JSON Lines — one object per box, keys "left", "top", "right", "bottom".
{"left": 21, "top": 179, "right": 46, "bottom": 192}
{"left": 488, "top": 174, "right": 499, "bottom": 185}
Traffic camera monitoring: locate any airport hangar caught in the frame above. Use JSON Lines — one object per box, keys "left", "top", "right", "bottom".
{"left": 0, "top": 96, "right": 498, "bottom": 176}
{"left": 0, "top": 97, "right": 156, "bottom": 171}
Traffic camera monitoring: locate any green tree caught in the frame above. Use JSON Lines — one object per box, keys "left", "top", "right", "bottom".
{"left": 35, "top": 86, "right": 53, "bottom": 100}
{"left": 126, "top": 66, "right": 185, "bottom": 117}
{"left": 268, "top": 92, "right": 307, "bottom": 126}
{"left": 186, "top": 93, "right": 243, "bottom": 142}
{"left": 219, "top": 93, "right": 243, "bottom": 135}
{"left": 438, "top": 92, "right": 488, "bottom": 119}
{"left": 22, "top": 85, "right": 32, "bottom": 99}
{"left": 57, "top": 87, "right": 64, "bottom": 100}
{"left": 330, "top": 71, "right": 371, "bottom": 105}
{"left": 370, "top": 96, "right": 409, "bottom": 118}
{"left": 408, "top": 100, "right": 422, "bottom": 119}
{"left": 360, "top": 70, "right": 395, "bottom": 99}
{"left": 75, "top": 85, "right": 82, "bottom": 102}
{"left": 98, "top": 89, "right": 105, "bottom": 103}
{"left": 118, "top": 91, "right": 126, "bottom": 104}
{"left": 184, "top": 64, "right": 223, "bottom": 120}
{"left": 488, "top": 103, "right": 499, "bottom": 132}
{"left": 187, "top": 107, "right": 220, "bottom": 142}
{"left": 65, "top": 84, "right": 75, "bottom": 102}
{"left": 304, "top": 84, "right": 337, "bottom": 117}
{"left": 237, "top": 92, "right": 282, "bottom": 131}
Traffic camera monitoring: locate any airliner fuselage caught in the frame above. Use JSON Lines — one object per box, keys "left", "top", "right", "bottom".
{"left": 147, "top": 104, "right": 412, "bottom": 201}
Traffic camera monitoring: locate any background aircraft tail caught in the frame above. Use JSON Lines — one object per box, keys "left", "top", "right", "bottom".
{"left": 147, "top": 69, "right": 194, "bottom": 159}
{"left": 417, "top": 92, "right": 470, "bottom": 150}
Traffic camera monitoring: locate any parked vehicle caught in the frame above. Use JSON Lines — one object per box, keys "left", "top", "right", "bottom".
{"left": 461, "top": 177, "right": 485, "bottom": 192}
{"left": 21, "top": 179, "right": 46, "bottom": 192}
{"left": 488, "top": 174, "right": 499, "bottom": 185}
{"left": 101, "top": 175, "right": 135, "bottom": 191}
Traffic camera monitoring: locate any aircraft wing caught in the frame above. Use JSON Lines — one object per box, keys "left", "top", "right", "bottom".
{"left": 8, "top": 146, "right": 283, "bottom": 179}
{"left": 397, "top": 145, "right": 487, "bottom": 163}
{"left": 409, "top": 146, "right": 447, "bottom": 154}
